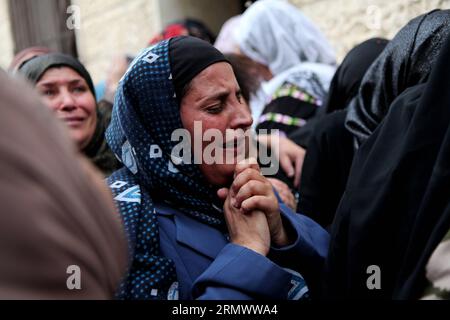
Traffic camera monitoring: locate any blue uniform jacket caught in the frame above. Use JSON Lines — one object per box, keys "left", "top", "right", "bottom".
{"left": 156, "top": 201, "right": 329, "bottom": 300}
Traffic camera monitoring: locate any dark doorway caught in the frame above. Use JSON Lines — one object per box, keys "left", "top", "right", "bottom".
{"left": 8, "top": 0, "right": 78, "bottom": 56}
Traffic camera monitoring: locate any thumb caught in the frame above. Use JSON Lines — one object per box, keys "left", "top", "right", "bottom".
{"left": 217, "top": 188, "right": 229, "bottom": 200}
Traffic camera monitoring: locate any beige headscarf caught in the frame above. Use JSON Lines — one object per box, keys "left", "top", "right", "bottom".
{"left": 0, "top": 70, "right": 128, "bottom": 299}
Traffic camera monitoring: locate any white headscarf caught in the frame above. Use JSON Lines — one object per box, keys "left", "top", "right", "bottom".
{"left": 250, "top": 62, "right": 336, "bottom": 127}
{"left": 214, "top": 15, "right": 242, "bottom": 54}
{"left": 236, "top": 0, "right": 336, "bottom": 75}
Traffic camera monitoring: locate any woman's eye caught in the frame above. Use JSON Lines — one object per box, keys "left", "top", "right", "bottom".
{"left": 206, "top": 104, "right": 223, "bottom": 114}
{"left": 41, "top": 90, "right": 55, "bottom": 97}
{"left": 73, "top": 86, "right": 87, "bottom": 93}
{"left": 236, "top": 91, "right": 243, "bottom": 103}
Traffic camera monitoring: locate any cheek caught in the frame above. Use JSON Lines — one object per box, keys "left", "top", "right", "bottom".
{"left": 179, "top": 106, "right": 193, "bottom": 134}
{"left": 180, "top": 108, "right": 229, "bottom": 144}
{"left": 203, "top": 116, "right": 228, "bottom": 133}
{"left": 77, "top": 94, "right": 98, "bottom": 133}
{"left": 40, "top": 96, "right": 59, "bottom": 112}
{"left": 79, "top": 93, "right": 97, "bottom": 116}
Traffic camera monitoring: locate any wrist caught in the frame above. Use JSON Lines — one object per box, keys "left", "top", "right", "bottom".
{"left": 233, "top": 240, "right": 269, "bottom": 256}
{"left": 271, "top": 219, "right": 293, "bottom": 247}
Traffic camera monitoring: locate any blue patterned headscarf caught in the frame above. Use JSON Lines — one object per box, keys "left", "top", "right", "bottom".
{"left": 106, "top": 37, "right": 231, "bottom": 299}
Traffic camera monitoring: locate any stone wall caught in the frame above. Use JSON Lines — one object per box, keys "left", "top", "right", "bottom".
{"left": 72, "top": 0, "right": 160, "bottom": 83}
{"left": 290, "top": 0, "right": 450, "bottom": 61}
{"left": 72, "top": 0, "right": 240, "bottom": 83}
{"left": 2, "top": 0, "right": 450, "bottom": 78}
{"left": 158, "top": 0, "right": 241, "bottom": 36}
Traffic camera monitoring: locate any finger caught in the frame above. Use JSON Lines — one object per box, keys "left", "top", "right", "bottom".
{"left": 273, "top": 185, "right": 293, "bottom": 203}
{"left": 241, "top": 195, "right": 277, "bottom": 214}
{"left": 231, "top": 168, "right": 266, "bottom": 197}
{"left": 234, "top": 180, "right": 269, "bottom": 208}
{"left": 293, "top": 151, "right": 305, "bottom": 188}
{"left": 279, "top": 154, "right": 295, "bottom": 178}
{"left": 267, "top": 178, "right": 289, "bottom": 194}
{"left": 269, "top": 181, "right": 295, "bottom": 208}
{"left": 280, "top": 191, "right": 295, "bottom": 209}
{"left": 217, "top": 188, "right": 229, "bottom": 201}
{"left": 221, "top": 190, "right": 236, "bottom": 232}
{"left": 234, "top": 157, "right": 260, "bottom": 178}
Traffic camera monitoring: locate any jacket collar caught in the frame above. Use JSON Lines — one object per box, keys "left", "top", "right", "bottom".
{"left": 156, "top": 203, "right": 228, "bottom": 259}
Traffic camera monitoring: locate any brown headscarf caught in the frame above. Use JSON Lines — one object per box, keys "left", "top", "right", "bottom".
{"left": 0, "top": 71, "right": 128, "bottom": 299}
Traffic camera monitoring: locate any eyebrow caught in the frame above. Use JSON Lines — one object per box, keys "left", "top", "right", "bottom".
{"left": 37, "top": 78, "right": 84, "bottom": 87}
{"left": 200, "top": 87, "right": 242, "bottom": 104}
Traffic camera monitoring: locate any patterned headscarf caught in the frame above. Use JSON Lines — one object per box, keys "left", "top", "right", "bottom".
{"left": 106, "top": 37, "right": 230, "bottom": 299}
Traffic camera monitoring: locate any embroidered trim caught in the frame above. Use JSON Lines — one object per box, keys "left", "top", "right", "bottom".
{"left": 272, "top": 83, "right": 322, "bottom": 106}
{"left": 258, "top": 112, "right": 307, "bottom": 127}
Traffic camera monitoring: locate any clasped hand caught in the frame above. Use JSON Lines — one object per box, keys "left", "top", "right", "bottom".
{"left": 217, "top": 158, "right": 292, "bottom": 256}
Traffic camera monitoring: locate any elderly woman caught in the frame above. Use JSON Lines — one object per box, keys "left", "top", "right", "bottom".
{"left": 18, "top": 53, "right": 121, "bottom": 175}
{"left": 106, "top": 36, "right": 329, "bottom": 300}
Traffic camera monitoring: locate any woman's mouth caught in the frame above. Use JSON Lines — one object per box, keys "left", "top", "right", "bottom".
{"left": 60, "top": 116, "right": 85, "bottom": 127}
{"left": 223, "top": 137, "right": 244, "bottom": 149}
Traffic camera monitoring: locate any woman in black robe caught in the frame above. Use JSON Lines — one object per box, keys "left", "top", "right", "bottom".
{"left": 345, "top": 9, "right": 450, "bottom": 148}
{"left": 297, "top": 38, "right": 388, "bottom": 227}
{"left": 323, "top": 12, "right": 450, "bottom": 299}
{"left": 321, "top": 38, "right": 389, "bottom": 115}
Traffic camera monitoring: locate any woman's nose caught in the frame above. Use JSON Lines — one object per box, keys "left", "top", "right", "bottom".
{"left": 230, "top": 103, "right": 253, "bottom": 130}
{"left": 59, "top": 91, "right": 77, "bottom": 111}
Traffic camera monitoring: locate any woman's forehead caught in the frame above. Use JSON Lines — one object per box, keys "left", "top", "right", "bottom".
{"left": 38, "top": 67, "right": 85, "bottom": 84}
{"left": 190, "top": 62, "right": 236, "bottom": 86}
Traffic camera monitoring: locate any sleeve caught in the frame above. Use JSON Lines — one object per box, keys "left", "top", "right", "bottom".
{"left": 192, "top": 196, "right": 330, "bottom": 300}
{"left": 192, "top": 243, "right": 293, "bottom": 300}
{"left": 268, "top": 203, "right": 330, "bottom": 297}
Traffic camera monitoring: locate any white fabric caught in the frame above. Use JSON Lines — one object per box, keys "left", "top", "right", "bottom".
{"left": 251, "top": 62, "right": 336, "bottom": 128}
{"left": 262, "top": 62, "right": 336, "bottom": 100}
{"left": 236, "top": 0, "right": 336, "bottom": 75}
{"left": 214, "top": 15, "right": 242, "bottom": 54}
{"left": 250, "top": 87, "right": 270, "bottom": 129}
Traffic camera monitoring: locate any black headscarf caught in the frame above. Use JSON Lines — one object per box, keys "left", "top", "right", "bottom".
{"left": 345, "top": 9, "right": 450, "bottom": 147}
{"left": 322, "top": 38, "right": 388, "bottom": 114}
{"left": 323, "top": 30, "right": 450, "bottom": 299}
{"left": 18, "top": 53, "right": 96, "bottom": 97}
{"left": 170, "top": 36, "right": 229, "bottom": 100}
